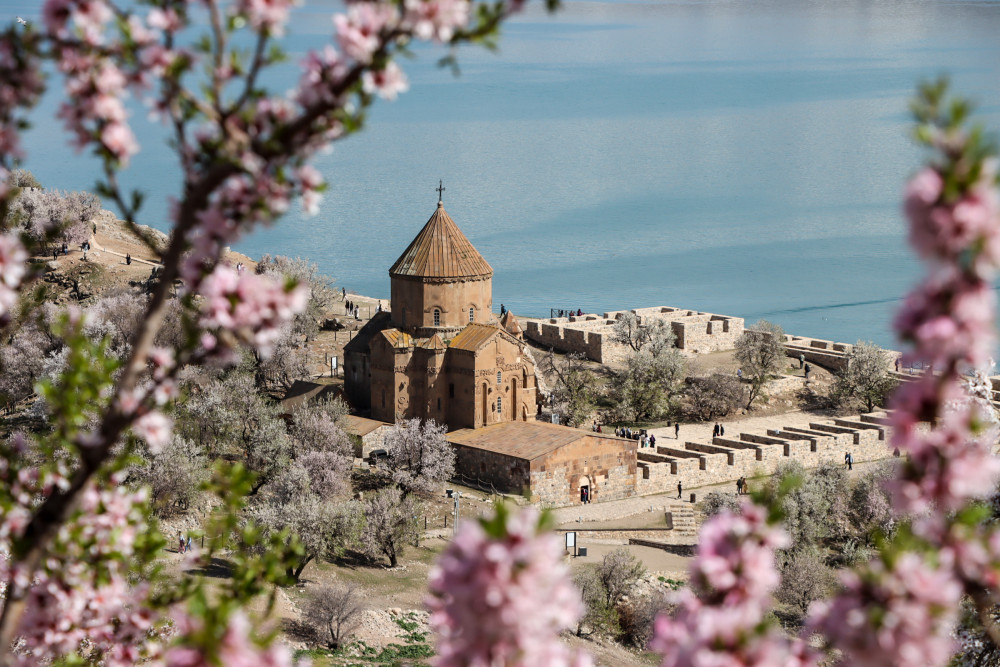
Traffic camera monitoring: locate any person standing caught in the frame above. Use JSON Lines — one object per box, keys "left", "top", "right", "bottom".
{"left": 712, "top": 423, "right": 719, "bottom": 438}
{"left": 799, "top": 353, "right": 805, "bottom": 369}
{"left": 720, "top": 424, "right": 725, "bottom": 437}
{"left": 848, "top": 452, "right": 853, "bottom": 471}
{"left": 804, "top": 363, "right": 811, "bottom": 381}
{"left": 736, "top": 477, "right": 743, "bottom": 495}
{"left": 675, "top": 422, "right": 680, "bottom": 439}
{"left": 178, "top": 532, "right": 185, "bottom": 554}
{"left": 186, "top": 535, "right": 193, "bottom": 553}
{"left": 677, "top": 481, "right": 683, "bottom": 499}
{"left": 650, "top": 434, "right": 655, "bottom": 447}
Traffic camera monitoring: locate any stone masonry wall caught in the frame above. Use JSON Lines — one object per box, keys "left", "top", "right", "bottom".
{"left": 524, "top": 306, "right": 744, "bottom": 364}
{"left": 529, "top": 436, "right": 638, "bottom": 507}
{"left": 636, "top": 412, "right": 893, "bottom": 496}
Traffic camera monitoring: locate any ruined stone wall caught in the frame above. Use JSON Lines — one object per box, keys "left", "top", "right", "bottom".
{"left": 524, "top": 306, "right": 744, "bottom": 363}
{"left": 635, "top": 415, "right": 893, "bottom": 497}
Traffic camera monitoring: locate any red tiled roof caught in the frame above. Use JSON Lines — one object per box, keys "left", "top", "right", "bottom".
{"left": 389, "top": 202, "right": 493, "bottom": 280}
{"left": 500, "top": 311, "right": 522, "bottom": 336}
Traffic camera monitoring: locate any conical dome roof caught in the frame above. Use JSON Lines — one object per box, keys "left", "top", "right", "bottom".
{"left": 389, "top": 202, "right": 493, "bottom": 280}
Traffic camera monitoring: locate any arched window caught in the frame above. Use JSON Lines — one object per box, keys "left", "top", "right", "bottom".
{"left": 496, "top": 371, "right": 502, "bottom": 385}
{"left": 433, "top": 309, "right": 440, "bottom": 326}
{"left": 497, "top": 396, "right": 502, "bottom": 413}
{"left": 469, "top": 307, "right": 475, "bottom": 322}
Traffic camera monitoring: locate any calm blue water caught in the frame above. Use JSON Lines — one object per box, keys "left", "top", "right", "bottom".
{"left": 7, "top": 0, "right": 1000, "bottom": 349}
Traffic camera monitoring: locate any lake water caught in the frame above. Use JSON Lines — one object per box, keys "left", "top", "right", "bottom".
{"left": 10, "top": 0, "right": 1000, "bottom": 349}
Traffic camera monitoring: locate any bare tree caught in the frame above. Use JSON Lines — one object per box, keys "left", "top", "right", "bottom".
{"left": 361, "top": 487, "right": 420, "bottom": 568}
{"left": 303, "top": 583, "right": 365, "bottom": 649}
{"left": 734, "top": 319, "right": 786, "bottom": 409}
{"left": 776, "top": 548, "right": 837, "bottom": 618}
{"left": 683, "top": 373, "right": 745, "bottom": 421}
{"left": 543, "top": 350, "right": 599, "bottom": 427}
{"left": 598, "top": 548, "right": 645, "bottom": 609}
{"left": 383, "top": 418, "right": 454, "bottom": 496}
{"left": 573, "top": 566, "right": 617, "bottom": 637}
{"left": 833, "top": 341, "right": 897, "bottom": 412}
{"left": 611, "top": 312, "right": 674, "bottom": 355}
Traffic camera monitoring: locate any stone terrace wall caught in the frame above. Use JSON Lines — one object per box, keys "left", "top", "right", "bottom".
{"left": 635, "top": 412, "right": 893, "bottom": 496}
{"left": 524, "top": 306, "right": 744, "bottom": 363}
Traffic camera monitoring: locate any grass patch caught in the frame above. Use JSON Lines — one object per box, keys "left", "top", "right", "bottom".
{"left": 302, "top": 612, "right": 434, "bottom": 666}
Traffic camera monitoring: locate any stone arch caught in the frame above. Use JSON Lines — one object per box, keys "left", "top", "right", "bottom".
{"left": 577, "top": 475, "right": 592, "bottom": 504}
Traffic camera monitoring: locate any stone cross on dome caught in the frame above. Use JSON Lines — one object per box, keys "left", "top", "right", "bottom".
{"left": 436, "top": 180, "right": 445, "bottom": 204}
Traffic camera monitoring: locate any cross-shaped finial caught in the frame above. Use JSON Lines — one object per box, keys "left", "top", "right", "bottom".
{"left": 436, "top": 179, "right": 445, "bottom": 203}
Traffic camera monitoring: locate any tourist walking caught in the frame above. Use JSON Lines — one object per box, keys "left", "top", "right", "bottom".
{"left": 500, "top": 303, "right": 506, "bottom": 316}
{"left": 713, "top": 423, "right": 719, "bottom": 437}
{"left": 186, "top": 535, "right": 193, "bottom": 552}
{"left": 804, "top": 363, "right": 812, "bottom": 380}
{"left": 674, "top": 423, "right": 680, "bottom": 439}
{"left": 677, "top": 481, "right": 683, "bottom": 500}
{"left": 178, "top": 532, "right": 185, "bottom": 554}
{"left": 649, "top": 434, "right": 655, "bottom": 447}
{"left": 799, "top": 353, "right": 805, "bottom": 369}
{"left": 126, "top": 253, "right": 131, "bottom": 265}
{"left": 719, "top": 424, "right": 725, "bottom": 437}
{"left": 737, "top": 368, "right": 743, "bottom": 379}
{"left": 736, "top": 477, "right": 743, "bottom": 495}
{"left": 847, "top": 452, "right": 853, "bottom": 471}
{"left": 895, "top": 357, "right": 900, "bottom": 372}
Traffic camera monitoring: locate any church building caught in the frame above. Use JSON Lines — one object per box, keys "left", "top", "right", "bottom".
{"left": 344, "top": 195, "right": 539, "bottom": 429}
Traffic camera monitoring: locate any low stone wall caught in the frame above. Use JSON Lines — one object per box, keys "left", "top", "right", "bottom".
{"left": 635, "top": 413, "right": 894, "bottom": 497}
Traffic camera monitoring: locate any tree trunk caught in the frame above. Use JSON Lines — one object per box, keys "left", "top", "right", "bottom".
{"left": 288, "top": 554, "right": 314, "bottom": 582}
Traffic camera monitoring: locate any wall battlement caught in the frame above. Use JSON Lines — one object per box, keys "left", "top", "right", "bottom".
{"left": 524, "top": 306, "right": 744, "bottom": 363}
{"left": 633, "top": 411, "right": 895, "bottom": 497}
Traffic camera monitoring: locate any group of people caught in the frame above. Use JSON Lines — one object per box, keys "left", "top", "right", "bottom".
{"left": 555, "top": 308, "right": 584, "bottom": 318}
{"left": 344, "top": 300, "right": 361, "bottom": 319}
{"left": 797, "top": 354, "right": 813, "bottom": 379}
{"left": 735, "top": 476, "right": 748, "bottom": 495}
{"left": 51, "top": 243, "right": 70, "bottom": 261}
{"left": 712, "top": 423, "right": 726, "bottom": 438}
{"left": 177, "top": 532, "right": 193, "bottom": 554}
